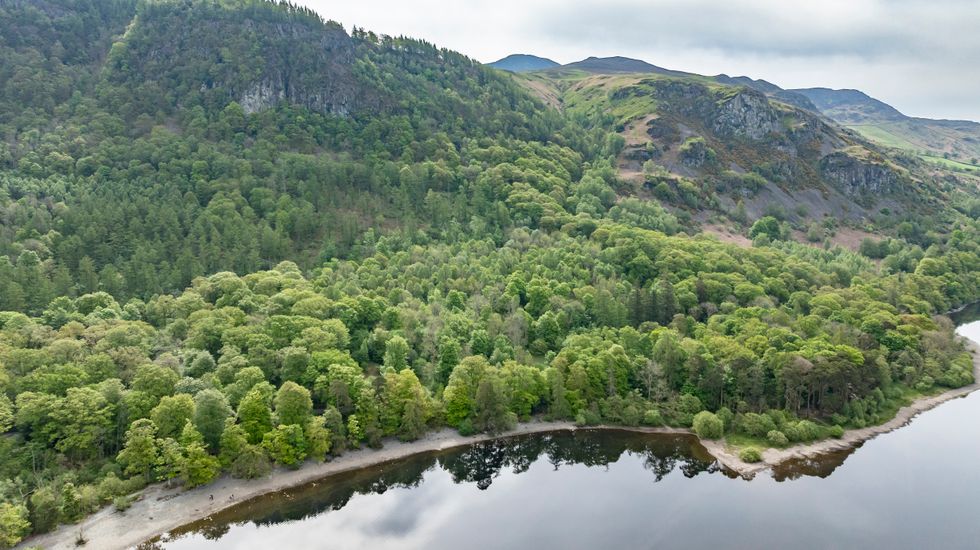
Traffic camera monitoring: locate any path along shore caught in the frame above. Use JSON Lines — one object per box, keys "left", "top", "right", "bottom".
{"left": 21, "top": 339, "right": 980, "bottom": 550}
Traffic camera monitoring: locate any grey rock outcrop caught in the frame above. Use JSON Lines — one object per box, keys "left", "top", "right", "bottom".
{"left": 711, "top": 90, "right": 779, "bottom": 140}
{"left": 819, "top": 152, "right": 899, "bottom": 196}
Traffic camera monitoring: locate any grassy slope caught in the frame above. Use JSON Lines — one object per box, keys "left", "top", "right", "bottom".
{"left": 850, "top": 120, "right": 980, "bottom": 164}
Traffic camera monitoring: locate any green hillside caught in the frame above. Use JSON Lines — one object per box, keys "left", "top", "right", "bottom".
{"left": 791, "top": 88, "right": 980, "bottom": 169}
{"left": 0, "top": 1, "right": 978, "bottom": 546}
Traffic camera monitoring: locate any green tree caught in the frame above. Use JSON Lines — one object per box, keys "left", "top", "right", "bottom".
{"left": 230, "top": 445, "right": 272, "bottom": 479}
{"left": 436, "top": 337, "right": 461, "bottom": 385}
{"left": 180, "top": 423, "right": 221, "bottom": 487}
{"left": 692, "top": 411, "right": 724, "bottom": 439}
{"left": 0, "top": 503, "right": 30, "bottom": 549}
{"left": 60, "top": 482, "right": 83, "bottom": 523}
{"left": 273, "top": 381, "right": 313, "bottom": 427}
{"left": 48, "top": 387, "right": 114, "bottom": 460}
{"left": 151, "top": 394, "right": 196, "bottom": 439}
{"left": 28, "top": 487, "right": 60, "bottom": 534}
{"left": 218, "top": 419, "right": 249, "bottom": 468}
{"left": 262, "top": 424, "right": 307, "bottom": 468}
{"left": 304, "top": 416, "right": 332, "bottom": 461}
{"left": 238, "top": 388, "right": 273, "bottom": 444}
{"left": 155, "top": 438, "right": 184, "bottom": 486}
{"left": 443, "top": 356, "right": 488, "bottom": 427}
{"left": 749, "top": 216, "right": 781, "bottom": 241}
{"left": 474, "top": 373, "right": 516, "bottom": 434}
{"left": 132, "top": 363, "right": 180, "bottom": 400}
{"left": 117, "top": 418, "right": 160, "bottom": 482}
{"left": 382, "top": 335, "right": 410, "bottom": 373}
{"left": 193, "top": 389, "right": 232, "bottom": 452}
{"left": 0, "top": 395, "right": 12, "bottom": 433}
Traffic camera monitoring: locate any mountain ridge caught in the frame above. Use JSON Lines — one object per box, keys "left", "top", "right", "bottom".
{"left": 488, "top": 53, "right": 559, "bottom": 72}
{"left": 491, "top": 50, "right": 980, "bottom": 166}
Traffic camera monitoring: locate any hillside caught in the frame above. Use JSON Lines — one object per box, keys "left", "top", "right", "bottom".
{"left": 0, "top": 0, "right": 572, "bottom": 311}
{"left": 512, "top": 70, "right": 966, "bottom": 231}
{"left": 792, "top": 88, "right": 905, "bottom": 123}
{"left": 713, "top": 75, "right": 817, "bottom": 111}
{"left": 488, "top": 54, "right": 560, "bottom": 72}
{"left": 556, "top": 56, "right": 693, "bottom": 77}
{"left": 0, "top": 2, "right": 978, "bottom": 548}
{"left": 791, "top": 88, "right": 980, "bottom": 169}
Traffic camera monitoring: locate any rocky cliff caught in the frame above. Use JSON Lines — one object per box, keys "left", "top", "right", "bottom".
{"left": 711, "top": 89, "right": 779, "bottom": 140}
{"left": 106, "top": 2, "right": 366, "bottom": 116}
{"left": 819, "top": 152, "right": 901, "bottom": 196}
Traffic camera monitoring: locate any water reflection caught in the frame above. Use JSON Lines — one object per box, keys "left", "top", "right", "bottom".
{"left": 770, "top": 446, "right": 856, "bottom": 481}
{"left": 162, "top": 430, "right": 718, "bottom": 546}
{"left": 158, "top": 319, "right": 980, "bottom": 550}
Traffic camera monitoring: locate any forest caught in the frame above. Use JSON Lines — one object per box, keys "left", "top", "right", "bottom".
{"left": 0, "top": 0, "right": 978, "bottom": 546}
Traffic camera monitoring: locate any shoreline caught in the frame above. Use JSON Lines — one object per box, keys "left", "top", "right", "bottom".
{"left": 20, "top": 340, "right": 980, "bottom": 550}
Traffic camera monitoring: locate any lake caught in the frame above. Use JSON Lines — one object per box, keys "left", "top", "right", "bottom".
{"left": 159, "top": 312, "right": 980, "bottom": 550}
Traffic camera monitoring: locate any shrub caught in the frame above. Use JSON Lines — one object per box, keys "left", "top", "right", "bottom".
{"left": 829, "top": 425, "right": 845, "bottom": 439}
{"left": 915, "top": 375, "right": 935, "bottom": 392}
{"left": 784, "top": 420, "right": 821, "bottom": 442}
{"left": 457, "top": 418, "right": 476, "bottom": 436}
{"left": 113, "top": 495, "right": 134, "bottom": 512}
{"left": 642, "top": 409, "right": 664, "bottom": 426}
{"left": 716, "top": 407, "right": 734, "bottom": 431}
{"left": 796, "top": 420, "right": 821, "bottom": 441}
{"left": 739, "top": 447, "right": 762, "bottom": 463}
{"left": 749, "top": 216, "right": 782, "bottom": 241}
{"left": 230, "top": 444, "right": 272, "bottom": 479}
{"left": 621, "top": 404, "right": 642, "bottom": 427}
{"left": 739, "top": 412, "right": 776, "bottom": 437}
{"left": 675, "top": 394, "right": 704, "bottom": 426}
{"left": 575, "top": 408, "right": 601, "bottom": 426}
{"left": 692, "top": 411, "right": 724, "bottom": 439}
{"left": 766, "top": 430, "right": 789, "bottom": 447}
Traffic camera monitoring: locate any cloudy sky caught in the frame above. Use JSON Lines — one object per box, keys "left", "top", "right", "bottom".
{"left": 296, "top": 0, "right": 980, "bottom": 122}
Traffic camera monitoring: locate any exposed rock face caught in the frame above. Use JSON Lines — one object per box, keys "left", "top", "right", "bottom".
{"left": 679, "top": 138, "right": 713, "bottom": 168}
{"left": 112, "top": 7, "right": 365, "bottom": 117}
{"left": 711, "top": 90, "right": 779, "bottom": 140}
{"left": 819, "top": 152, "right": 899, "bottom": 196}
{"left": 208, "top": 23, "right": 358, "bottom": 116}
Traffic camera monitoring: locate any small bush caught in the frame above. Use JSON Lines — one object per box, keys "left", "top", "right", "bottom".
{"left": 915, "top": 375, "right": 935, "bottom": 392}
{"left": 739, "top": 447, "right": 763, "bottom": 463}
{"left": 766, "top": 430, "right": 789, "bottom": 447}
{"left": 785, "top": 420, "right": 822, "bottom": 442}
{"left": 575, "top": 409, "right": 601, "bottom": 427}
{"left": 692, "top": 411, "right": 724, "bottom": 439}
{"left": 642, "top": 409, "right": 664, "bottom": 426}
{"left": 113, "top": 495, "right": 134, "bottom": 512}
{"left": 716, "top": 407, "right": 734, "bottom": 431}
{"left": 230, "top": 445, "right": 272, "bottom": 479}
{"left": 457, "top": 418, "right": 476, "bottom": 436}
{"left": 739, "top": 412, "right": 776, "bottom": 437}
{"left": 829, "top": 425, "right": 845, "bottom": 439}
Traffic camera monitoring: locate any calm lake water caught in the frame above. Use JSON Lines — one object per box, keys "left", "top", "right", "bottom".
{"left": 161, "top": 312, "right": 980, "bottom": 550}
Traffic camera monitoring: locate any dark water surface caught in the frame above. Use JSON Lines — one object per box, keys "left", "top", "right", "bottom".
{"left": 161, "top": 317, "right": 980, "bottom": 550}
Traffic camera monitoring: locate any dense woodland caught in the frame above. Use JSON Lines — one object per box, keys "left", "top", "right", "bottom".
{"left": 0, "top": 0, "right": 978, "bottom": 546}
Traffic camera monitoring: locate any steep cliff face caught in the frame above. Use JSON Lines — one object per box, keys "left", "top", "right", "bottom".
{"left": 819, "top": 152, "right": 901, "bottom": 196}
{"left": 105, "top": 2, "right": 368, "bottom": 116}
{"left": 220, "top": 21, "right": 359, "bottom": 116}
{"left": 711, "top": 89, "right": 779, "bottom": 140}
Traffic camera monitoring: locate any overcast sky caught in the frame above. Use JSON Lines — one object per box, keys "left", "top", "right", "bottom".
{"left": 295, "top": 0, "right": 980, "bottom": 122}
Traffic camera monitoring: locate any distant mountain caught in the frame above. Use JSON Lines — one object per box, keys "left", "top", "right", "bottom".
{"left": 792, "top": 88, "right": 980, "bottom": 163}
{"left": 714, "top": 75, "right": 817, "bottom": 111}
{"left": 791, "top": 88, "right": 905, "bottom": 124}
{"left": 560, "top": 56, "right": 691, "bottom": 77}
{"left": 488, "top": 54, "right": 559, "bottom": 72}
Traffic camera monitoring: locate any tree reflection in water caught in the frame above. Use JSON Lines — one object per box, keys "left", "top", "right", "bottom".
{"left": 163, "top": 430, "right": 717, "bottom": 543}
